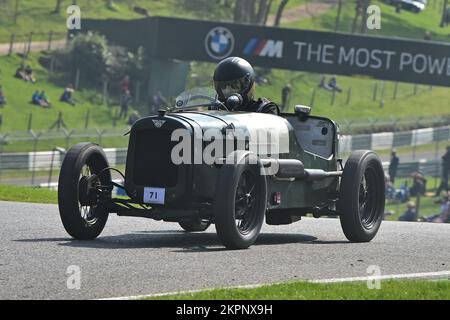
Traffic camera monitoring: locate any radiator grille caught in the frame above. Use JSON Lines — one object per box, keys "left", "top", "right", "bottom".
{"left": 133, "top": 130, "right": 178, "bottom": 187}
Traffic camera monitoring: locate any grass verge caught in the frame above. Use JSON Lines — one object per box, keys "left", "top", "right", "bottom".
{"left": 0, "top": 184, "right": 56, "bottom": 204}
{"left": 145, "top": 279, "right": 450, "bottom": 300}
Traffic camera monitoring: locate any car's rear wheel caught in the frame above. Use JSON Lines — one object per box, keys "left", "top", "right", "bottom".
{"left": 338, "top": 150, "right": 385, "bottom": 242}
{"left": 213, "top": 151, "right": 267, "bottom": 249}
{"left": 179, "top": 219, "right": 211, "bottom": 232}
{"left": 58, "top": 143, "right": 112, "bottom": 240}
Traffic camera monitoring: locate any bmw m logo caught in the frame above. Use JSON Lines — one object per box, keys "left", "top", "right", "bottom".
{"left": 243, "top": 38, "right": 284, "bottom": 58}
{"left": 152, "top": 120, "right": 166, "bottom": 128}
{"left": 204, "top": 27, "right": 235, "bottom": 60}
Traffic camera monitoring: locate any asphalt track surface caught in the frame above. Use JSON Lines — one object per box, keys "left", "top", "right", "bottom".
{"left": 0, "top": 201, "right": 448, "bottom": 300}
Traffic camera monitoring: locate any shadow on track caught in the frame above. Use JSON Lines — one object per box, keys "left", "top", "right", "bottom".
{"left": 14, "top": 232, "right": 319, "bottom": 252}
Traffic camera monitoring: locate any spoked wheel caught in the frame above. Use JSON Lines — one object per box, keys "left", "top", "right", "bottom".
{"left": 234, "top": 170, "right": 259, "bottom": 235}
{"left": 214, "top": 151, "right": 267, "bottom": 249}
{"left": 338, "top": 150, "right": 385, "bottom": 242}
{"left": 58, "top": 143, "right": 112, "bottom": 240}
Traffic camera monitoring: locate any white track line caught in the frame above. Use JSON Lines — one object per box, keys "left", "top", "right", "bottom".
{"left": 100, "top": 270, "right": 450, "bottom": 300}
{"left": 310, "top": 270, "right": 450, "bottom": 283}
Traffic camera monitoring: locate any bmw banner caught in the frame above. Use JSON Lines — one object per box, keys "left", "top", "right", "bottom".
{"left": 81, "top": 17, "right": 450, "bottom": 87}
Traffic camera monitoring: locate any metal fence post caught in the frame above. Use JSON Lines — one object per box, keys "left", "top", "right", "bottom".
{"left": 346, "top": 87, "right": 352, "bottom": 105}
{"left": 84, "top": 110, "right": 90, "bottom": 129}
{"left": 47, "top": 31, "right": 53, "bottom": 51}
{"left": 8, "top": 33, "right": 16, "bottom": 56}
{"left": 27, "top": 32, "right": 33, "bottom": 55}
{"left": 27, "top": 112, "right": 33, "bottom": 132}
{"left": 48, "top": 146, "right": 66, "bottom": 189}
{"left": 0, "top": 134, "right": 7, "bottom": 183}
{"left": 30, "top": 131, "right": 41, "bottom": 186}
{"left": 393, "top": 82, "right": 398, "bottom": 100}
{"left": 372, "top": 83, "right": 378, "bottom": 101}
{"left": 309, "top": 88, "right": 316, "bottom": 108}
{"left": 63, "top": 129, "right": 74, "bottom": 151}
{"left": 96, "top": 128, "right": 105, "bottom": 146}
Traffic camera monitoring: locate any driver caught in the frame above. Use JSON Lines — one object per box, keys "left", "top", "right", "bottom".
{"left": 213, "top": 57, "right": 280, "bottom": 115}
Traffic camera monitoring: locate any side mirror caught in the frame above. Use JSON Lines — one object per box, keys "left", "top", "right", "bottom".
{"left": 226, "top": 94, "right": 243, "bottom": 110}
{"left": 294, "top": 105, "right": 311, "bottom": 115}
{"left": 295, "top": 105, "right": 311, "bottom": 121}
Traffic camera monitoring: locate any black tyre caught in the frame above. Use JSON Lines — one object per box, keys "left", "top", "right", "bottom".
{"left": 58, "top": 143, "right": 112, "bottom": 240}
{"left": 213, "top": 151, "right": 267, "bottom": 249}
{"left": 179, "top": 219, "right": 211, "bottom": 232}
{"left": 338, "top": 150, "right": 385, "bottom": 242}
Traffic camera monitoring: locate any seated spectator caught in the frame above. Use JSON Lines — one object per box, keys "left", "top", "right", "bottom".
{"left": 398, "top": 201, "right": 417, "bottom": 222}
{"left": 128, "top": 111, "right": 141, "bottom": 126}
{"left": 328, "top": 76, "right": 342, "bottom": 93}
{"left": 31, "top": 90, "right": 41, "bottom": 105}
{"left": 0, "top": 88, "right": 6, "bottom": 107}
{"left": 15, "top": 65, "right": 27, "bottom": 81}
{"left": 410, "top": 172, "right": 427, "bottom": 197}
{"left": 24, "top": 65, "right": 36, "bottom": 83}
{"left": 420, "top": 192, "right": 450, "bottom": 223}
{"left": 60, "top": 84, "right": 76, "bottom": 106}
{"left": 318, "top": 76, "right": 332, "bottom": 91}
{"left": 38, "top": 91, "right": 51, "bottom": 108}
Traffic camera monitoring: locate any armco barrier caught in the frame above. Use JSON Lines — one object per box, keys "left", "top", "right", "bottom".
{"left": 0, "top": 125, "right": 448, "bottom": 171}
{"left": 338, "top": 125, "right": 450, "bottom": 154}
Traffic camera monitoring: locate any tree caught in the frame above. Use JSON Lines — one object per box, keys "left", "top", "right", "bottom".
{"left": 440, "top": 0, "right": 449, "bottom": 28}
{"left": 53, "top": 0, "right": 64, "bottom": 13}
{"left": 359, "top": 0, "right": 371, "bottom": 34}
{"left": 233, "top": 0, "right": 273, "bottom": 25}
{"left": 274, "top": 0, "right": 289, "bottom": 27}
{"left": 335, "top": 0, "right": 342, "bottom": 31}
{"left": 13, "top": 0, "right": 20, "bottom": 24}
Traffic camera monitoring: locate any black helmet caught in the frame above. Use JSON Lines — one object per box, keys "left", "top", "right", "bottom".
{"left": 213, "top": 57, "right": 255, "bottom": 104}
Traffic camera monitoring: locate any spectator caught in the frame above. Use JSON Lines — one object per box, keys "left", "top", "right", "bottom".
{"left": 31, "top": 90, "right": 41, "bottom": 105}
{"left": 15, "top": 65, "right": 27, "bottom": 81}
{"left": 280, "top": 84, "right": 291, "bottom": 111}
{"left": 318, "top": 76, "right": 332, "bottom": 91}
{"left": 420, "top": 192, "right": 450, "bottom": 223}
{"left": 423, "top": 31, "right": 432, "bottom": 41}
{"left": 388, "top": 149, "right": 400, "bottom": 183}
{"left": 25, "top": 65, "right": 36, "bottom": 83}
{"left": 128, "top": 110, "right": 141, "bottom": 126}
{"left": 119, "top": 90, "right": 132, "bottom": 119}
{"left": 398, "top": 201, "right": 416, "bottom": 222}
{"left": 328, "top": 75, "right": 342, "bottom": 93}
{"left": 60, "top": 84, "right": 76, "bottom": 106}
{"left": 0, "top": 87, "right": 6, "bottom": 107}
{"left": 435, "top": 146, "right": 450, "bottom": 197}
{"left": 410, "top": 172, "right": 427, "bottom": 197}
{"left": 150, "top": 91, "right": 169, "bottom": 114}
{"left": 38, "top": 91, "right": 51, "bottom": 108}
{"left": 120, "top": 75, "right": 130, "bottom": 94}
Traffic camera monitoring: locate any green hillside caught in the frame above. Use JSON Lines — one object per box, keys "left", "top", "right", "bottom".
{"left": 284, "top": 0, "right": 450, "bottom": 42}
{"left": 0, "top": 0, "right": 448, "bottom": 132}
{"left": 0, "top": 54, "right": 121, "bottom": 131}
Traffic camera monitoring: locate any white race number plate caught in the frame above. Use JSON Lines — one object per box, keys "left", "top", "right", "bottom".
{"left": 143, "top": 187, "right": 165, "bottom": 204}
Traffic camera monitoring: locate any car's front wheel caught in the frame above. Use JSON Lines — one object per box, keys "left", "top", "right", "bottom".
{"left": 213, "top": 151, "right": 267, "bottom": 249}
{"left": 338, "top": 150, "right": 385, "bottom": 242}
{"left": 58, "top": 143, "right": 112, "bottom": 240}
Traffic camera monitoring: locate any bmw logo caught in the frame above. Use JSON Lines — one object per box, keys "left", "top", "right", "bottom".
{"left": 204, "top": 27, "right": 235, "bottom": 60}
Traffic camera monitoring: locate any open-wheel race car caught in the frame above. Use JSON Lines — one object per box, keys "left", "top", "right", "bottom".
{"left": 58, "top": 88, "right": 385, "bottom": 249}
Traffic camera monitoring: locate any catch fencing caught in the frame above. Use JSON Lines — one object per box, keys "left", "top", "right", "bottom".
{"left": 0, "top": 124, "right": 448, "bottom": 187}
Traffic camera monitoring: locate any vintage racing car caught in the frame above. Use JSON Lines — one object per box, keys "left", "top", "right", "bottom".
{"left": 58, "top": 89, "right": 385, "bottom": 249}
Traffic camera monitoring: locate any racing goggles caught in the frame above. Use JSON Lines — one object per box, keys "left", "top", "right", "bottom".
{"left": 214, "top": 75, "right": 250, "bottom": 98}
